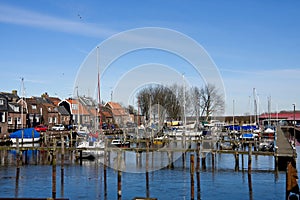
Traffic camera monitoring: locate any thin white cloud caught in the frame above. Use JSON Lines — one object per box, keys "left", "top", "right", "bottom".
{"left": 0, "top": 4, "right": 116, "bottom": 38}
{"left": 221, "top": 67, "right": 300, "bottom": 76}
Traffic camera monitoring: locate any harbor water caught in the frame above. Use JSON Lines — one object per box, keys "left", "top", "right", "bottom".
{"left": 0, "top": 147, "right": 299, "bottom": 200}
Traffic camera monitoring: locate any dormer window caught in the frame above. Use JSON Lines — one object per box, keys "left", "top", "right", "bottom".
{"left": 0, "top": 99, "right": 4, "bottom": 105}
{"left": 14, "top": 106, "right": 19, "bottom": 112}
{"left": 32, "top": 105, "right": 37, "bottom": 110}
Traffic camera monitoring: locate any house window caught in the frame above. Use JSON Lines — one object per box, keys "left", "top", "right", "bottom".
{"left": 1, "top": 112, "right": 5, "bottom": 122}
{"left": 53, "top": 117, "right": 57, "bottom": 124}
{"left": 8, "top": 117, "right": 12, "bottom": 124}
{"left": 0, "top": 99, "right": 4, "bottom": 105}
{"left": 72, "top": 104, "right": 78, "bottom": 110}
{"left": 14, "top": 106, "right": 19, "bottom": 112}
{"left": 32, "top": 105, "right": 37, "bottom": 110}
{"left": 17, "top": 117, "right": 21, "bottom": 124}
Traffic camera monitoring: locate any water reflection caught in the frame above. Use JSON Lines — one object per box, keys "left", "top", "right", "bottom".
{"left": 0, "top": 146, "right": 298, "bottom": 199}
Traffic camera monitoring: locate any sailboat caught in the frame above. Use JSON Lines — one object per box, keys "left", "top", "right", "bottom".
{"left": 76, "top": 47, "right": 105, "bottom": 159}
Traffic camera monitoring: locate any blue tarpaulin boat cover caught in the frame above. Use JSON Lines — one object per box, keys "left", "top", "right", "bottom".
{"left": 10, "top": 128, "right": 40, "bottom": 139}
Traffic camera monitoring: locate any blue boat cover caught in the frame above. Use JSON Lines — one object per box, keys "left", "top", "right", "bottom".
{"left": 241, "top": 133, "right": 254, "bottom": 139}
{"left": 10, "top": 128, "right": 40, "bottom": 139}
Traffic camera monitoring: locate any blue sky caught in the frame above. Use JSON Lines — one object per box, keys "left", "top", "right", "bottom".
{"left": 0, "top": 1, "right": 299, "bottom": 116}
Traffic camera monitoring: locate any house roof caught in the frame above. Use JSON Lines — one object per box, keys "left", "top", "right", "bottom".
{"left": 105, "top": 102, "right": 127, "bottom": 116}
{"left": 48, "top": 97, "right": 61, "bottom": 106}
{"left": 0, "top": 92, "right": 19, "bottom": 102}
{"left": 259, "top": 111, "right": 300, "bottom": 121}
{"left": 65, "top": 99, "right": 90, "bottom": 115}
{"left": 57, "top": 106, "right": 70, "bottom": 115}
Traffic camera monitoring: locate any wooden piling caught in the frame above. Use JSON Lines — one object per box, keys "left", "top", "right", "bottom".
{"left": 248, "top": 170, "right": 253, "bottom": 200}
{"left": 15, "top": 138, "right": 20, "bottom": 198}
{"left": 61, "top": 136, "right": 65, "bottom": 197}
{"left": 104, "top": 139, "right": 108, "bottom": 199}
{"left": 79, "top": 150, "right": 83, "bottom": 165}
{"left": 190, "top": 154, "right": 195, "bottom": 200}
{"left": 211, "top": 152, "right": 215, "bottom": 171}
{"left": 146, "top": 139, "right": 150, "bottom": 198}
{"left": 235, "top": 151, "right": 239, "bottom": 171}
{"left": 242, "top": 154, "right": 244, "bottom": 170}
{"left": 52, "top": 139, "right": 57, "bottom": 199}
{"left": 117, "top": 151, "right": 122, "bottom": 200}
{"left": 248, "top": 143, "right": 252, "bottom": 172}
{"left": 201, "top": 153, "right": 206, "bottom": 170}
{"left": 196, "top": 142, "right": 200, "bottom": 172}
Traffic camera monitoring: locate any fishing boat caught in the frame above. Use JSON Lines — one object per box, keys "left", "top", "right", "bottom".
{"left": 9, "top": 128, "right": 40, "bottom": 144}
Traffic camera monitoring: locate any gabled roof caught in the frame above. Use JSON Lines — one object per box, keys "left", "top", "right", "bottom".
{"left": 48, "top": 97, "right": 61, "bottom": 106}
{"left": 57, "top": 106, "right": 70, "bottom": 116}
{"left": 105, "top": 102, "right": 128, "bottom": 116}
{"left": 65, "top": 99, "right": 91, "bottom": 115}
{"left": 0, "top": 92, "right": 19, "bottom": 102}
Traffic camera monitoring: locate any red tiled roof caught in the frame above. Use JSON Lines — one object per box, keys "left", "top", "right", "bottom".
{"left": 105, "top": 102, "right": 127, "bottom": 116}
{"left": 66, "top": 99, "right": 90, "bottom": 115}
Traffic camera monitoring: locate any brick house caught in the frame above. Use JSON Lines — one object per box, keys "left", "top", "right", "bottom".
{"left": 105, "top": 102, "right": 130, "bottom": 127}
{"left": 0, "top": 91, "right": 26, "bottom": 133}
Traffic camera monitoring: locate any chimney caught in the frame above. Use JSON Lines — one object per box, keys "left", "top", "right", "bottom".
{"left": 12, "top": 90, "right": 17, "bottom": 96}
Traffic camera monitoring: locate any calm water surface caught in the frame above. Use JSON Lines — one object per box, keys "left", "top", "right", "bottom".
{"left": 0, "top": 147, "right": 298, "bottom": 200}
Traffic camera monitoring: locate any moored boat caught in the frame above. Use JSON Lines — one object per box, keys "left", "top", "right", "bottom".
{"left": 9, "top": 128, "right": 40, "bottom": 144}
{"left": 77, "top": 139, "right": 105, "bottom": 160}
{"left": 110, "top": 139, "right": 130, "bottom": 148}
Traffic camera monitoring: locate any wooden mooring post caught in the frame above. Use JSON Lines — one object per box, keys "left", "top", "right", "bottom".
{"left": 104, "top": 139, "right": 108, "bottom": 199}
{"left": 15, "top": 138, "right": 20, "bottom": 198}
{"left": 190, "top": 154, "right": 195, "bottom": 200}
{"left": 248, "top": 143, "right": 252, "bottom": 172}
{"left": 117, "top": 151, "right": 122, "bottom": 200}
{"left": 61, "top": 136, "right": 65, "bottom": 197}
{"left": 234, "top": 151, "right": 239, "bottom": 171}
{"left": 52, "top": 139, "right": 57, "bottom": 199}
{"left": 201, "top": 153, "right": 206, "bottom": 170}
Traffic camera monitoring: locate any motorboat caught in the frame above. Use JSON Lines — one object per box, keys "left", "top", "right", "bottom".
{"left": 110, "top": 139, "right": 130, "bottom": 148}
{"left": 77, "top": 139, "right": 105, "bottom": 160}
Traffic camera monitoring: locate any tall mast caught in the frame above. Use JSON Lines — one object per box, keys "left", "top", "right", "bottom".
{"left": 77, "top": 86, "right": 80, "bottom": 127}
{"left": 20, "top": 77, "right": 25, "bottom": 129}
{"left": 97, "top": 46, "right": 102, "bottom": 134}
{"left": 233, "top": 99, "right": 235, "bottom": 131}
{"left": 253, "top": 88, "right": 258, "bottom": 125}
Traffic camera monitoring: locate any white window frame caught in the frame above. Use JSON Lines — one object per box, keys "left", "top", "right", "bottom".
{"left": 1, "top": 112, "right": 5, "bottom": 122}
{"left": 8, "top": 116, "right": 12, "bottom": 124}
{"left": 0, "top": 99, "right": 4, "bottom": 105}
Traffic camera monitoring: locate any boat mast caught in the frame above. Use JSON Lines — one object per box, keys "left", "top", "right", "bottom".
{"left": 233, "top": 99, "right": 235, "bottom": 131}
{"left": 20, "top": 77, "right": 26, "bottom": 129}
{"left": 97, "top": 46, "right": 102, "bottom": 137}
{"left": 253, "top": 88, "right": 258, "bottom": 126}
{"left": 76, "top": 86, "right": 80, "bottom": 127}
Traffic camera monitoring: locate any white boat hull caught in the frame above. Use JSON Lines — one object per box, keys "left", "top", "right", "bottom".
{"left": 11, "top": 137, "right": 40, "bottom": 144}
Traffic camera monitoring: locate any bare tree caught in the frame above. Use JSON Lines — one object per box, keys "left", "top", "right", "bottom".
{"left": 199, "top": 83, "right": 224, "bottom": 121}
{"left": 137, "top": 84, "right": 182, "bottom": 122}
